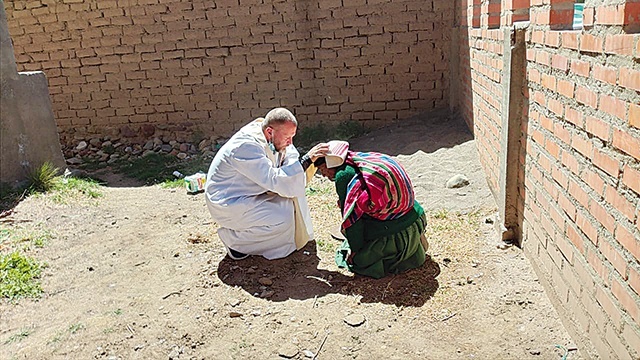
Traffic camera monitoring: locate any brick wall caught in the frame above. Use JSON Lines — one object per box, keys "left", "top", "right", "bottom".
{"left": 4, "top": 0, "right": 452, "bottom": 147}
{"left": 457, "top": 0, "right": 640, "bottom": 359}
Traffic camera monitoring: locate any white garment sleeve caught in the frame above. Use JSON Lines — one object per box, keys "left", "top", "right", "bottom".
{"left": 230, "top": 142, "right": 306, "bottom": 198}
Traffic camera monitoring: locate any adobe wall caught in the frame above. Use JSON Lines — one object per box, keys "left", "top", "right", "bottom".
{"left": 4, "top": 0, "right": 453, "bottom": 149}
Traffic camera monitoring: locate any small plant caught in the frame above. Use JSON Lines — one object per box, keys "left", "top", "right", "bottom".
{"left": 26, "top": 162, "right": 59, "bottom": 193}
{"left": 68, "top": 323, "right": 84, "bottom": 334}
{"left": 48, "top": 177, "right": 103, "bottom": 203}
{"left": 4, "top": 328, "right": 31, "bottom": 344}
{"left": 0, "top": 252, "right": 43, "bottom": 300}
{"left": 1, "top": 225, "right": 54, "bottom": 250}
{"left": 160, "top": 179, "right": 185, "bottom": 189}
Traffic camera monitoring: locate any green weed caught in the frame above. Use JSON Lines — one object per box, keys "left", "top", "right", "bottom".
{"left": 0, "top": 225, "right": 54, "bottom": 250}
{"left": 48, "top": 177, "right": 103, "bottom": 203}
{"left": 4, "top": 328, "right": 31, "bottom": 344}
{"left": 160, "top": 179, "right": 186, "bottom": 189}
{"left": 26, "top": 162, "right": 60, "bottom": 193}
{"left": 68, "top": 323, "right": 84, "bottom": 334}
{"left": 0, "top": 252, "right": 43, "bottom": 300}
{"left": 112, "top": 153, "right": 210, "bottom": 185}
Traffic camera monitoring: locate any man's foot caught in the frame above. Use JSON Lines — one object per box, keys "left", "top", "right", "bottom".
{"left": 420, "top": 233, "right": 429, "bottom": 253}
{"left": 226, "top": 246, "right": 249, "bottom": 260}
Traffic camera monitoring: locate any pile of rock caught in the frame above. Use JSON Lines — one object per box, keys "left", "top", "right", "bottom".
{"left": 63, "top": 136, "right": 228, "bottom": 167}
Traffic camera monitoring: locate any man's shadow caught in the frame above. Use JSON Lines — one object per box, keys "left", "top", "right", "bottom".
{"left": 217, "top": 241, "right": 440, "bottom": 307}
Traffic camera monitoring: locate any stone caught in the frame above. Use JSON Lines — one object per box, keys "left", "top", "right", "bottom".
{"left": 278, "top": 344, "right": 299, "bottom": 359}
{"left": 76, "top": 141, "right": 88, "bottom": 150}
{"left": 119, "top": 125, "right": 136, "bottom": 138}
{"left": 177, "top": 152, "right": 188, "bottom": 160}
{"left": 66, "top": 157, "right": 82, "bottom": 165}
{"left": 258, "top": 277, "right": 273, "bottom": 286}
{"left": 446, "top": 174, "right": 470, "bottom": 188}
{"left": 344, "top": 314, "right": 366, "bottom": 327}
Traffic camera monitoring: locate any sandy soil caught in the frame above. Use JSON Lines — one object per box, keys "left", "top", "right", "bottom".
{"left": 0, "top": 116, "right": 582, "bottom": 360}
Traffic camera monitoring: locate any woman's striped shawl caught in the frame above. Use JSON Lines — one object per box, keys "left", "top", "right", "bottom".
{"left": 341, "top": 151, "right": 415, "bottom": 230}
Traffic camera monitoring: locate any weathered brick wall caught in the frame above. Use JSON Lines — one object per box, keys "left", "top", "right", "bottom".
{"left": 457, "top": 0, "right": 640, "bottom": 359}
{"left": 4, "top": 0, "right": 452, "bottom": 148}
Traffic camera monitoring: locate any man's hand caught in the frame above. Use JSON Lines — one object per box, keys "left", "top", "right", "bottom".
{"left": 306, "top": 142, "right": 330, "bottom": 162}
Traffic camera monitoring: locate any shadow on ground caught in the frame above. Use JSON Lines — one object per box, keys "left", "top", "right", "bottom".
{"left": 216, "top": 240, "right": 440, "bottom": 308}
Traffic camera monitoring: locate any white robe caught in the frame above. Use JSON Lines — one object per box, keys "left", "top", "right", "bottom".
{"left": 204, "top": 119, "right": 314, "bottom": 259}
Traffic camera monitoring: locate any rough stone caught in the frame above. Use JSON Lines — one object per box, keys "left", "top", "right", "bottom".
{"left": 446, "top": 174, "right": 470, "bottom": 188}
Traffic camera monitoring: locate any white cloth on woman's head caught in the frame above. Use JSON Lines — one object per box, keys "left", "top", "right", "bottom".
{"left": 325, "top": 140, "right": 349, "bottom": 168}
{"left": 205, "top": 118, "right": 314, "bottom": 259}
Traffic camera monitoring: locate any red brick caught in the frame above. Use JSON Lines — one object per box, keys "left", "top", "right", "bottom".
{"left": 619, "top": 67, "right": 640, "bottom": 92}
{"left": 572, "top": 133, "right": 592, "bottom": 158}
{"left": 556, "top": 79, "right": 574, "bottom": 98}
{"left": 597, "top": 4, "right": 625, "bottom": 25}
{"left": 575, "top": 85, "right": 598, "bottom": 108}
{"left": 599, "top": 94, "right": 626, "bottom": 120}
{"left": 622, "top": 165, "right": 640, "bottom": 195}
{"left": 616, "top": 223, "right": 640, "bottom": 262}
{"left": 604, "top": 34, "right": 636, "bottom": 56}
{"left": 580, "top": 34, "right": 603, "bottom": 53}
{"left": 630, "top": 267, "right": 640, "bottom": 296}
{"left": 592, "top": 64, "right": 618, "bottom": 86}
{"left": 611, "top": 278, "right": 640, "bottom": 324}
{"left": 613, "top": 128, "right": 640, "bottom": 161}
{"left": 623, "top": 2, "right": 640, "bottom": 26}
{"left": 541, "top": 73, "right": 556, "bottom": 91}
{"left": 591, "top": 199, "right": 616, "bottom": 234}
{"left": 562, "top": 31, "right": 578, "bottom": 50}
{"left": 604, "top": 185, "right": 636, "bottom": 223}
{"left": 551, "top": 54, "right": 568, "bottom": 71}
{"left": 570, "top": 59, "right": 590, "bottom": 77}
{"left": 600, "top": 239, "right": 628, "bottom": 279}
{"left": 593, "top": 148, "right": 621, "bottom": 178}
{"left": 567, "top": 222, "right": 585, "bottom": 255}
{"left": 585, "top": 115, "right": 611, "bottom": 141}
{"left": 565, "top": 106, "right": 583, "bottom": 127}
{"left": 576, "top": 209, "right": 598, "bottom": 245}
{"left": 630, "top": 103, "right": 640, "bottom": 129}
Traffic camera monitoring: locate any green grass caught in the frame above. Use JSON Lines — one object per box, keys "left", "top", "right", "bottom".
{"left": 26, "top": 162, "right": 59, "bottom": 193}
{"left": 4, "top": 328, "right": 31, "bottom": 344}
{"left": 47, "top": 177, "right": 103, "bottom": 203}
{"left": 159, "top": 179, "right": 186, "bottom": 189}
{"left": 0, "top": 225, "right": 54, "bottom": 250}
{"left": 68, "top": 323, "right": 84, "bottom": 334}
{"left": 0, "top": 251, "right": 43, "bottom": 300}
{"left": 112, "top": 153, "right": 210, "bottom": 185}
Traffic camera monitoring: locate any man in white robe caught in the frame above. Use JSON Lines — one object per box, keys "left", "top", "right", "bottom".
{"left": 205, "top": 108, "right": 328, "bottom": 260}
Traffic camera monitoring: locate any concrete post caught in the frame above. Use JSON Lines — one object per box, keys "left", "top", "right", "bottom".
{"left": 0, "top": 0, "right": 65, "bottom": 187}
{"left": 496, "top": 22, "right": 528, "bottom": 242}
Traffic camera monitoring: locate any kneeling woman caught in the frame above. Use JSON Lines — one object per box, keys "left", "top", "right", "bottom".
{"left": 314, "top": 142, "right": 429, "bottom": 279}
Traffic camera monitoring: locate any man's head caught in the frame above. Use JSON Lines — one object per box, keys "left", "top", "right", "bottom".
{"left": 263, "top": 108, "right": 298, "bottom": 152}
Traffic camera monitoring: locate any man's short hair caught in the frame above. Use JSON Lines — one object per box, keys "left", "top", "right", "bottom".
{"left": 263, "top": 108, "right": 298, "bottom": 129}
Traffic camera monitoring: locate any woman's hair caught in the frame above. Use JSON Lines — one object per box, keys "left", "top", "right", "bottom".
{"left": 313, "top": 157, "right": 326, "bottom": 167}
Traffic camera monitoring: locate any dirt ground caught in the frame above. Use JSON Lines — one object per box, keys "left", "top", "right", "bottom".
{"left": 0, "top": 116, "right": 583, "bottom": 359}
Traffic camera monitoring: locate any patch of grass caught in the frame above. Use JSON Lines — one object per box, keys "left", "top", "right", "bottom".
{"left": 112, "top": 153, "right": 210, "bottom": 185}
{"left": 0, "top": 225, "right": 54, "bottom": 250}
{"left": 48, "top": 331, "right": 64, "bottom": 345}
{"left": 113, "top": 308, "right": 123, "bottom": 315}
{"left": 4, "top": 328, "right": 31, "bottom": 344}
{"left": 26, "top": 162, "right": 59, "bottom": 193}
{"left": 47, "top": 177, "right": 103, "bottom": 203}
{"left": 160, "top": 179, "right": 186, "bottom": 189}
{"left": 0, "top": 251, "right": 43, "bottom": 300}
{"left": 68, "top": 323, "right": 84, "bottom": 334}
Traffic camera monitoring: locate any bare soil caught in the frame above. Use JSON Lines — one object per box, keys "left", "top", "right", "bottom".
{"left": 1, "top": 117, "right": 582, "bottom": 360}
